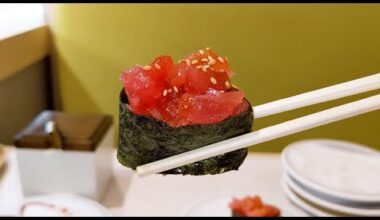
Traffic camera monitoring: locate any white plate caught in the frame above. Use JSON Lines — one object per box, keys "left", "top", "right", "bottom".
{"left": 282, "top": 179, "right": 338, "bottom": 217}
{"left": 284, "top": 173, "right": 380, "bottom": 216}
{"left": 281, "top": 139, "right": 380, "bottom": 203}
{"left": 184, "top": 192, "right": 307, "bottom": 217}
{"left": 20, "top": 193, "right": 109, "bottom": 216}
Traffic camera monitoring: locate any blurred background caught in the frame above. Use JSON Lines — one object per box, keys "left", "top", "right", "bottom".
{"left": 1, "top": 3, "right": 379, "bottom": 151}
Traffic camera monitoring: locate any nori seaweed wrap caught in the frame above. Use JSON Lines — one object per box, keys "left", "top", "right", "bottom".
{"left": 117, "top": 89, "right": 254, "bottom": 175}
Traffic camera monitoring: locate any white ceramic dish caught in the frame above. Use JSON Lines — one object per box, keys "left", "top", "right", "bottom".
{"left": 184, "top": 192, "right": 306, "bottom": 217}
{"left": 281, "top": 139, "right": 380, "bottom": 203}
{"left": 284, "top": 173, "right": 380, "bottom": 216}
{"left": 20, "top": 193, "right": 109, "bottom": 216}
{"left": 282, "top": 180, "right": 336, "bottom": 217}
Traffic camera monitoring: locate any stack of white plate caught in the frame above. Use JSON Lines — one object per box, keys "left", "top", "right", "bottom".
{"left": 281, "top": 139, "right": 380, "bottom": 217}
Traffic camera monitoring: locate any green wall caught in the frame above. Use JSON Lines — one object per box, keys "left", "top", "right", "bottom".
{"left": 49, "top": 4, "right": 380, "bottom": 152}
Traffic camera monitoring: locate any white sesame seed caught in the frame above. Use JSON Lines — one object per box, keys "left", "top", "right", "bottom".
{"left": 186, "top": 59, "right": 191, "bottom": 66}
{"left": 163, "top": 89, "right": 168, "bottom": 96}
{"left": 191, "top": 60, "right": 199, "bottom": 64}
{"left": 173, "top": 86, "right": 178, "bottom": 93}
{"left": 201, "top": 58, "right": 208, "bottom": 62}
{"left": 178, "top": 72, "right": 182, "bottom": 76}
{"left": 168, "top": 88, "right": 173, "bottom": 93}
{"left": 210, "top": 77, "right": 217, "bottom": 85}
{"left": 217, "top": 57, "right": 224, "bottom": 63}
{"left": 232, "top": 84, "right": 239, "bottom": 89}
{"left": 208, "top": 56, "right": 216, "bottom": 65}
{"left": 196, "top": 65, "right": 202, "bottom": 69}
{"left": 143, "top": 65, "right": 152, "bottom": 70}
{"left": 202, "top": 64, "right": 210, "bottom": 72}
{"left": 199, "top": 49, "right": 204, "bottom": 54}
{"left": 154, "top": 63, "right": 161, "bottom": 69}
{"left": 225, "top": 81, "right": 231, "bottom": 88}
{"left": 177, "top": 60, "right": 182, "bottom": 64}
{"left": 206, "top": 47, "right": 210, "bottom": 50}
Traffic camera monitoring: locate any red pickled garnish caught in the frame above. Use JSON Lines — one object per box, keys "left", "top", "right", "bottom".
{"left": 229, "top": 196, "right": 281, "bottom": 217}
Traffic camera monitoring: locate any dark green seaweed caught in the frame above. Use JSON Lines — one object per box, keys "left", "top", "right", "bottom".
{"left": 117, "top": 89, "right": 254, "bottom": 175}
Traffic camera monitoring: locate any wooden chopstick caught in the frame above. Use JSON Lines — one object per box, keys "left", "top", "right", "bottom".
{"left": 136, "top": 94, "right": 380, "bottom": 177}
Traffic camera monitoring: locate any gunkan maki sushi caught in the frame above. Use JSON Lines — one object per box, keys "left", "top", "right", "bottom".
{"left": 117, "top": 48, "right": 254, "bottom": 175}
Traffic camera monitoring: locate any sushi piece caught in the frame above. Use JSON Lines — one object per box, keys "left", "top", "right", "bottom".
{"left": 117, "top": 48, "right": 254, "bottom": 175}
{"left": 229, "top": 196, "right": 281, "bottom": 217}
